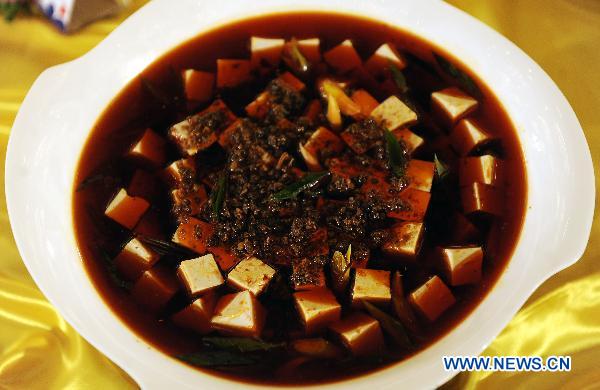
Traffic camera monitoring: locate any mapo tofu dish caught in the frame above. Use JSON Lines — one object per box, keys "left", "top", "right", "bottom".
{"left": 74, "top": 13, "right": 526, "bottom": 385}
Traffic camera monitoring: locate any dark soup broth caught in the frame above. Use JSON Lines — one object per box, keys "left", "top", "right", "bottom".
{"left": 73, "top": 12, "right": 526, "bottom": 385}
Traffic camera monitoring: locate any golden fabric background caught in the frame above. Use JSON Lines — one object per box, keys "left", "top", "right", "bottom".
{"left": 0, "top": 1, "right": 598, "bottom": 388}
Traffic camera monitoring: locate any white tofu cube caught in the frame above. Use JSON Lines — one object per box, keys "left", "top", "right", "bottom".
{"left": 365, "top": 43, "right": 406, "bottom": 76}
{"left": 128, "top": 128, "right": 166, "bottom": 167}
{"left": 461, "top": 182, "right": 502, "bottom": 216}
{"left": 104, "top": 188, "right": 149, "bottom": 230}
{"left": 251, "top": 37, "right": 285, "bottom": 69}
{"left": 131, "top": 266, "right": 179, "bottom": 311}
{"left": 162, "top": 158, "right": 196, "bottom": 186}
{"left": 351, "top": 269, "right": 391, "bottom": 308}
{"left": 393, "top": 128, "right": 424, "bottom": 156}
{"left": 114, "top": 237, "right": 160, "bottom": 280}
{"left": 177, "top": 254, "right": 224, "bottom": 297}
{"left": 431, "top": 87, "right": 478, "bottom": 125}
{"left": 323, "top": 39, "right": 362, "bottom": 74}
{"left": 408, "top": 275, "right": 455, "bottom": 321}
{"left": 439, "top": 246, "right": 483, "bottom": 286}
{"left": 451, "top": 119, "right": 494, "bottom": 155}
{"left": 370, "top": 96, "right": 418, "bottom": 131}
{"left": 459, "top": 155, "right": 503, "bottom": 187}
{"left": 406, "top": 159, "right": 435, "bottom": 192}
{"left": 294, "top": 288, "right": 341, "bottom": 334}
{"left": 211, "top": 290, "right": 266, "bottom": 338}
{"left": 172, "top": 292, "right": 217, "bottom": 334}
{"left": 227, "top": 257, "right": 276, "bottom": 296}
{"left": 329, "top": 312, "right": 384, "bottom": 356}
{"left": 382, "top": 222, "right": 425, "bottom": 261}
{"left": 182, "top": 69, "right": 215, "bottom": 103}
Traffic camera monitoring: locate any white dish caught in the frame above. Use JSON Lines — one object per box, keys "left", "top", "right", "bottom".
{"left": 5, "top": 0, "right": 595, "bottom": 388}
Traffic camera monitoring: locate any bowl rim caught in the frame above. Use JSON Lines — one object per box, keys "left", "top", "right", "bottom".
{"left": 5, "top": 0, "right": 595, "bottom": 388}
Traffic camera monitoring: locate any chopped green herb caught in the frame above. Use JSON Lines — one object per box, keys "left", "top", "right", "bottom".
{"left": 136, "top": 235, "right": 196, "bottom": 258}
{"left": 433, "top": 52, "right": 482, "bottom": 98}
{"left": 363, "top": 301, "right": 412, "bottom": 349}
{"left": 272, "top": 171, "right": 328, "bottom": 200}
{"left": 331, "top": 250, "right": 351, "bottom": 294}
{"left": 210, "top": 174, "right": 227, "bottom": 220}
{"left": 202, "top": 337, "right": 286, "bottom": 353}
{"left": 177, "top": 350, "right": 261, "bottom": 367}
{"left": 284, "top": 38, "right": 310, "bottom": 75}
{"left": 389, "top": 63, "right": 409, "bottom": 94}
{"left": 384, "top": 130, "right": 408, "bottom": 177}
{"left": 434, "top": 153, "right": 449, "bottom": 180}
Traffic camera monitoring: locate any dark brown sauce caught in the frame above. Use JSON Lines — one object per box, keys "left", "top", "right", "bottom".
{"left": 73, "top": 12, "right": 526, "bottom": 386}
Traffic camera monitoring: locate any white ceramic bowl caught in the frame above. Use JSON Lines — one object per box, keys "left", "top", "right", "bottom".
{"left": 5, "top": 0, "right": 595, "bottom": 388}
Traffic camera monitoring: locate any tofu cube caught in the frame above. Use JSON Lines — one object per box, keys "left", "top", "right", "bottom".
{"left": 218, "top": 119, "right": 243, "bottom": 149}
{"left": 172, "top": 217, "right": 214, "bottom": 254}
{"left": 104, "top": 188, "right": 149, "bottom": 229}
{"left": 351, "top": 269, "right": 391, "bottom": 308}
{"left": 392, "top": 128, "right": 424, "bottom": 156}
{"left": 216, "top": 59, "right": 252, "bottom": 88}
{"left": 294, "top": 288, "right": 341, "bottom": 335}
{"left": 323, "top": 39, "right": 362, "bottom": 74}
{"left": 461, "top": 182, "right": 502, "bottom": 216}
{"left": 297, "top": 38, "right": 321, "bottom": 64}
{"left": 245, "top": 91, "right": 272, "bottom": 120}
{"left": 329, "top": 312, "right": 384, "bottom": 356}
{"left": 181, "top": 69, "right": 215, "bottom": 103}
{"left": 209, "top": 246, "right": 239, "bottom": 271}
{"left": 304, "top": 126, "right": 344, "bottom": 159}
{"left": 131, "top": 266, "right": 179, "bottom": 311}
{"left": 227, "top": 257, "right": 276, "bottom": 296}
{"left": 439, "top": 246, "right": 483, "bottom": 286}
{"left": 172, "top": 292, "right": 217, "bottom": 334}
{"left": 370, "top": 96, "right": 418, "bottom": 131}
{"left": 162, "top": 158, "right": 196, "bottom": 187}
{"left": 382, "top": 222, "right": 425, "bottom": 261}
{"left": 171, "top": 184, "right": 208, "bottom": 219}
{"left": 406, "top": 159, "right": 435, "bottom": 192}
{"left": 251, "top": 37, "right": 285, "bottom": 69}
{"left": 114, "top": 237, "right": 160, "bottom": 280}
{"left": 451, "top": 119, "right": 494, "bottom": 156}
{"left": 127, "top": 169, "right": 162, "bottom": 203}
{"left": 278, "top": 71, "right": 306, "bottom": 91}
{"left": 291, "top": 257, "right": 327, "bottom": 291}
{"left": 351, "top": 89, "right": 379, "bottom": 117}
{"left": 169, "top": 100, "right": 236, "bottom": 156}
{"left": 408, "top": 275, "right": 456, "bottom": 321}
{"left": 211, "top": 290, "right": 266, "bottom": 338}
{"left": 431, "top": 87, "right": 478, "bottom": 125}
{"left": 177, "top": 254, "right": 224, "bottom": 297}
{"left": 127, "top": 128, "right": 166, "bottom": 167}
{"left": 459, "top": 155, "right": 503, "bottom": 187}
{"left": 365, "top": 43, "right": 406, "bottom": 76}
{"left": 450, "top": 212, "right": 481, "bottom": 244}
{"left": 388, "top": 188, "right": 431, "bottom": 221}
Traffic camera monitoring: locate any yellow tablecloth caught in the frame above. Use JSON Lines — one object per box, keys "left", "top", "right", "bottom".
{"left": 0, "top": 1, "right": 598, "bottom": 389}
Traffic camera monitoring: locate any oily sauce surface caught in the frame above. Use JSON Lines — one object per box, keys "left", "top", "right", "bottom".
{"left": 73, "top": 12, "right": 526, "bottom": 385}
